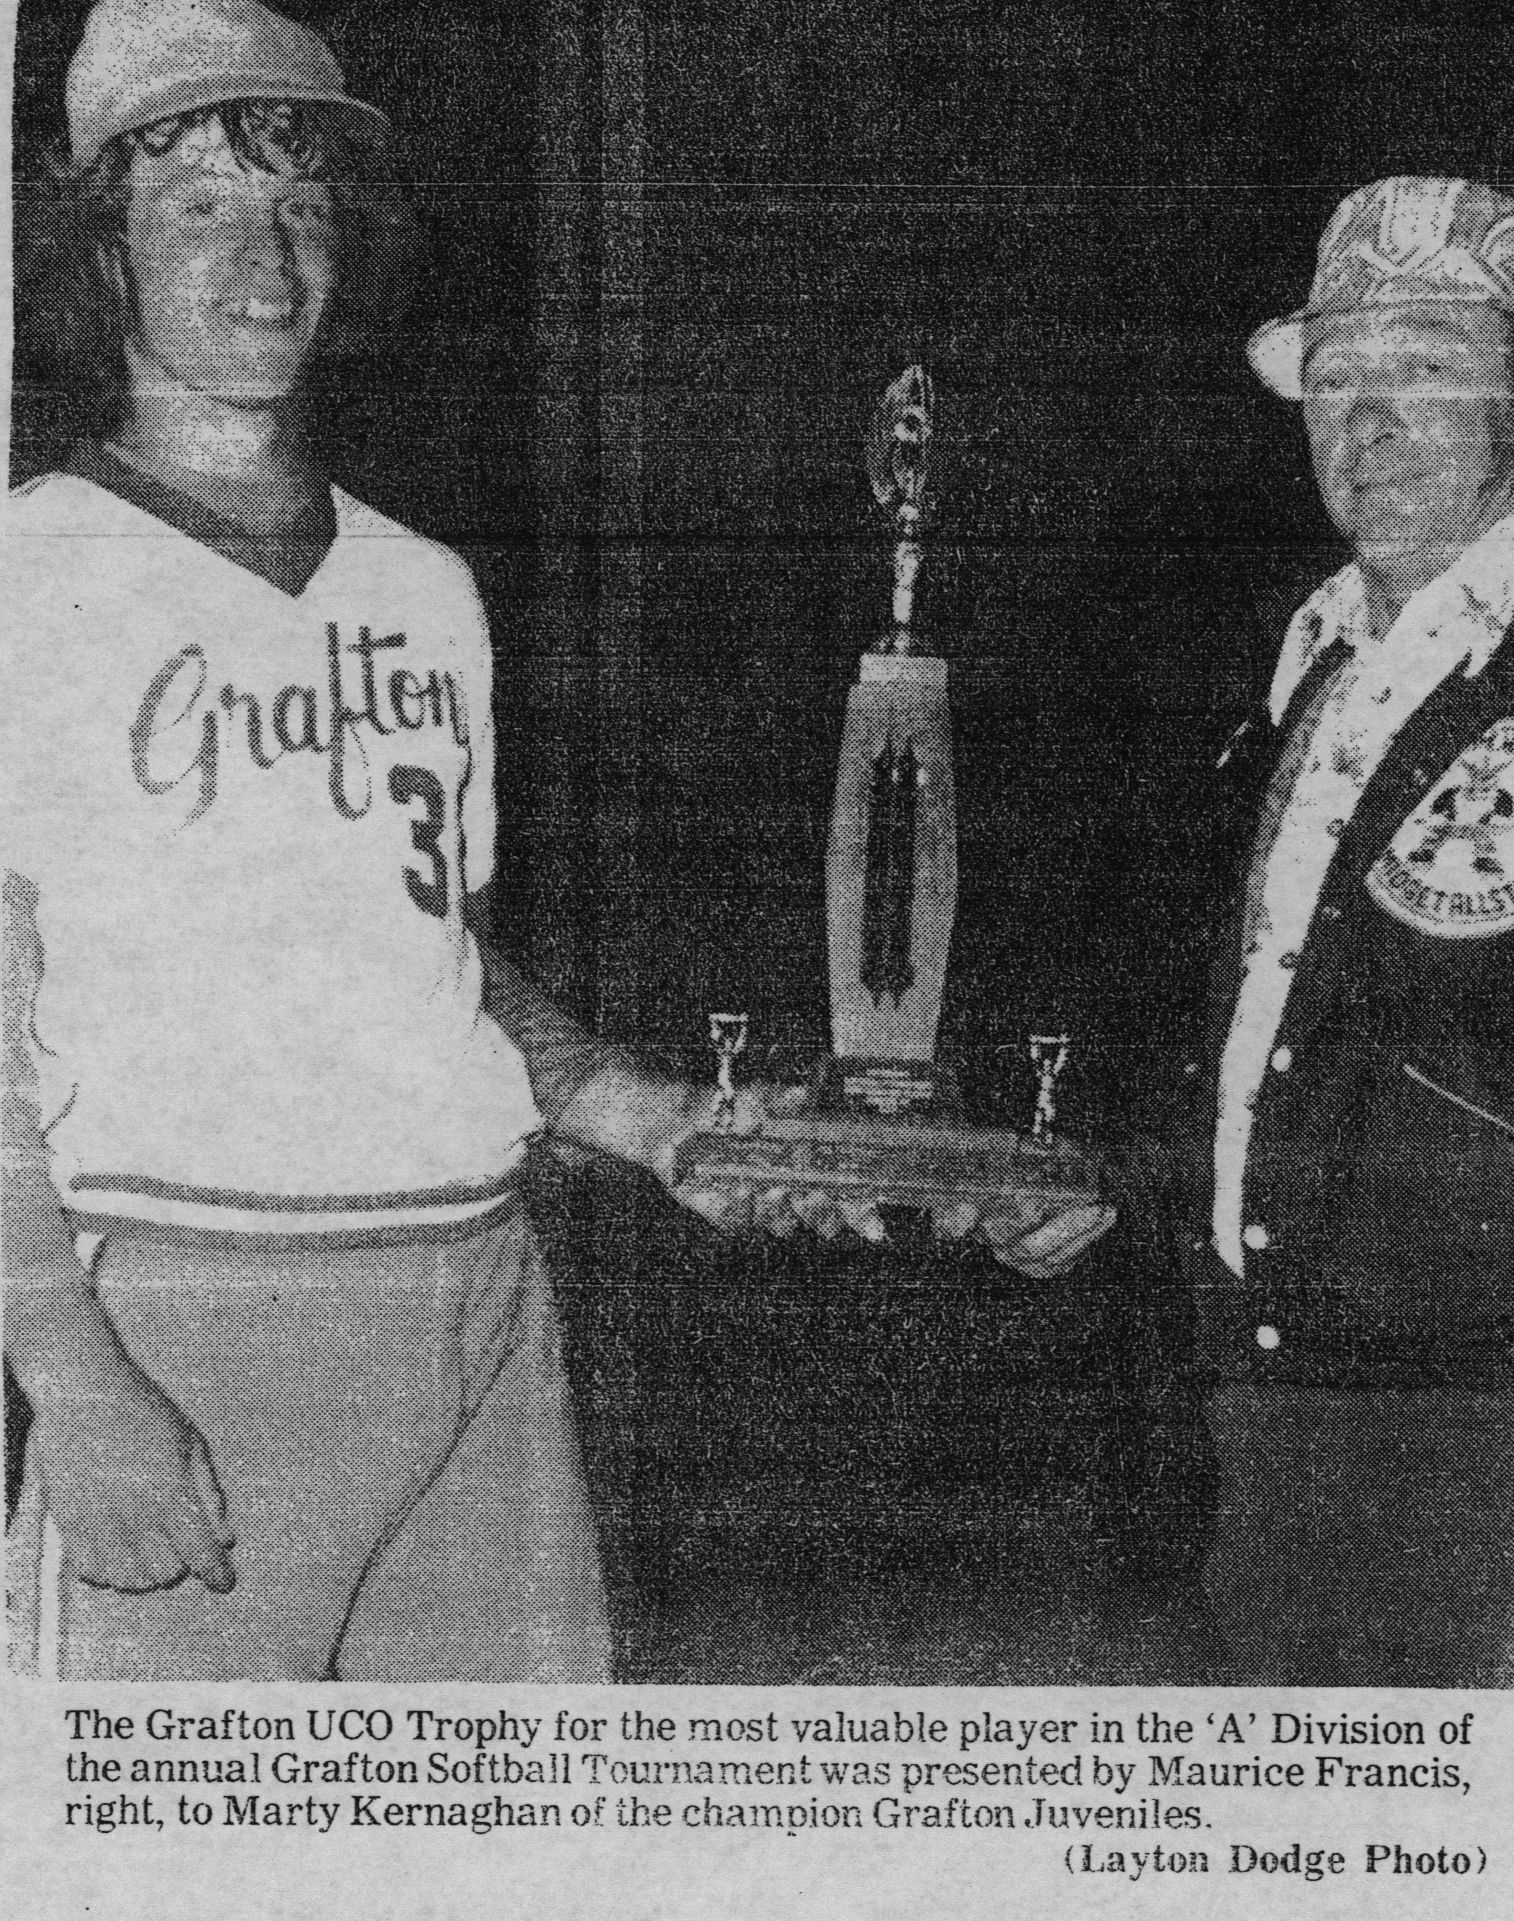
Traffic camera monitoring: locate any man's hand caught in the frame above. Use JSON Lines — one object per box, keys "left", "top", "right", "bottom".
{"left": 933, "top": 1191, "right": 1116, "bottom": 1278}
{"left": 28, "top": 1354, "right": 235, "bottom": 1595}
{"left": 653, "top": 1080, "right": 887, "bottom": 1246}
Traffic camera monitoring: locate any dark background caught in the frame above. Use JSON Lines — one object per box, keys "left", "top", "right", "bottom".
{"left": 11, "top": 0, "right": 1513, "bottom": 1677}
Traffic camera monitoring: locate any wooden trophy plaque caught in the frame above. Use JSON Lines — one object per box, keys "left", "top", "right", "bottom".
{"left": 674, "top": 367, "right": 1102, "bottom": 1216}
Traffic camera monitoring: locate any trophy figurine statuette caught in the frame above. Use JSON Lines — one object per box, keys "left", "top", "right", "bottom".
{"left": 674, "top": 367, "right": 1102, "bottom": 1217}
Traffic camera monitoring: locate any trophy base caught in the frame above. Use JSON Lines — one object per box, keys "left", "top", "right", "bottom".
{"left": 674, "top": 1059, "right": 1101, "bottom": 1212}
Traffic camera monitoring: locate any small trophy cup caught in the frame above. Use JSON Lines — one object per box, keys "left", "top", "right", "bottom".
{"left": 673, "top": 368, "right": 1101, "bottom": 1219}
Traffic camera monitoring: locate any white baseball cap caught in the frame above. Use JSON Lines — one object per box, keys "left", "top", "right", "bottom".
{"left": 66, "top": 0, "right": 391, "bottom": 170}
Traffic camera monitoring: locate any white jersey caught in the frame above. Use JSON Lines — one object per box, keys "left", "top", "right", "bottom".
{"left": 1, "top": 459, "right": 541, "bottom": 1239}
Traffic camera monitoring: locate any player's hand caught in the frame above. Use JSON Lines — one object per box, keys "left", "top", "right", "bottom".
{"left": 656, "top": 1080, "right": 886, "bottom": 1246}
{"left": 932, "top": 1192, "right": 1116, "bottom": 1279}
{"left": 28, "top": 1353, "right": 236, "bottom": 1595}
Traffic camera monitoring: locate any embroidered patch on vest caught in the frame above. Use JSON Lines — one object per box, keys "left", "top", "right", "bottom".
{"left": 1366, "top": 719, "right": 1514, "bottom": 937}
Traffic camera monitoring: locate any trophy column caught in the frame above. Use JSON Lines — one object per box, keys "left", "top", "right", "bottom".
{"left": 826, "top": 362, "right": 955, "bottom": 1115}
{"left": 826, "top": 650, "right": 957, "bottom": 1114}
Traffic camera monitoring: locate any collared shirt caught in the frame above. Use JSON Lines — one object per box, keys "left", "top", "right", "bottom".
{"left": 1213, "top": 513, "right": 1514, "bottom": 1276}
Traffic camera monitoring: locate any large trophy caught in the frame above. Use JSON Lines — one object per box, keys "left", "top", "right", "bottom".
{"left": 674, "top": 368, "right": 1101, "bottom": 1217}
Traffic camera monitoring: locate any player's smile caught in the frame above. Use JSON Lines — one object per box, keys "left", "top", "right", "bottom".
{"left": 120, "top": 118, "right": 339, "bottom": 407}
{"left": 225, "top": 294, "right": 302, "bottom": 328}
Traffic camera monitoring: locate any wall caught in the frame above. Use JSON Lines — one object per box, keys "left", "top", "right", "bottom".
{"left": 11, "top": 0, "right": 1512, "bottom": 1592}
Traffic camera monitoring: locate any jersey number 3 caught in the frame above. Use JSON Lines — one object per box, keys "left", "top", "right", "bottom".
{"left": 389, "top": 765, "right": 449, "bottom": 918}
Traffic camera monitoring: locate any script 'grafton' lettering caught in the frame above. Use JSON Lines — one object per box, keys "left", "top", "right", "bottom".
{"left": 130, "top": 624, "right": 467, "bottom": 825}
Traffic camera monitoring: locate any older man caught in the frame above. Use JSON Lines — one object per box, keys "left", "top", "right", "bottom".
{"left": 1170, "top": 177, "right": 1514, "bottom": 1685}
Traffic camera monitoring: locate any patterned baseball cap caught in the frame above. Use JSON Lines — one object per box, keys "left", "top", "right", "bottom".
{"left": 1248, "top": 177, "right": 1514, "bottom": 399}
{"left": 66, "top": 0, "right": 390, "bottom": 171}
